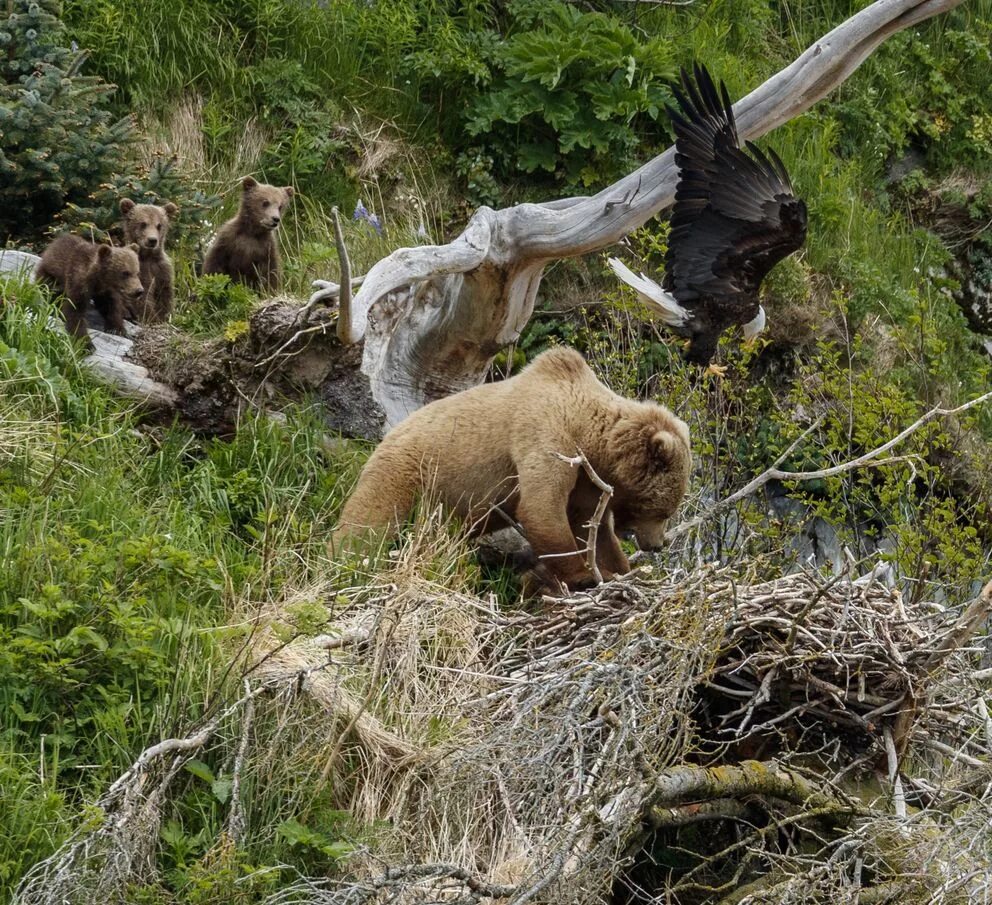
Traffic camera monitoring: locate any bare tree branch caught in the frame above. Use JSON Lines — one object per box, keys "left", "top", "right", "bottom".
{"left": 555, "top": 450, "right": 614, "bottom": 584}
{"left": 665, "top": 388, "right": 992, "bottom": 544}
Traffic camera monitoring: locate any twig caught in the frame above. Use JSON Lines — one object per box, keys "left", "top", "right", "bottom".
{"left": 883, "top": 727, "right": 907, "bottom": 819}
{"left": 923, "top": 580, "right": 992, "bottom": 672}
{"left": 555, "top": 450, "right": 614, "bottom": 583}
{"left": 252, "top": 321, "right": 330, "bottom": 370}
{"left": 667, "top": 389, "right": 992, "bottom": 544}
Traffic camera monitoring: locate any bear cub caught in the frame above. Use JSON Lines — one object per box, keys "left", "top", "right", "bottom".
{"left": 120, "top": 198, "right": 178, "bottom": 324}
{"left": 202, "top": 176, "right": 294, "bottom": 293}
{"left": 35, "top": 235, "right": 144, "bottom": 345}
{"left": 331, "top": 346, "right": 692, "bottom": 593}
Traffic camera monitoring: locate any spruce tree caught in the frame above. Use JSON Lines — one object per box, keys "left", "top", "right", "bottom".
{"left": 0, "top": 0, "right": 133, "bottom": 242}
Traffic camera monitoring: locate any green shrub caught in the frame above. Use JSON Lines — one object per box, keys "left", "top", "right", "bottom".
{"left": 464, "top": 0, "right": 676, "bottom": 186}
{"left": 59, "top": 156, "right": 220, "bottom": 250}
{"left": 174, "top": 273, "right": 257, "bottom": 336}
{"left": 834, "top": 22, "right": 992, "bottom": 174}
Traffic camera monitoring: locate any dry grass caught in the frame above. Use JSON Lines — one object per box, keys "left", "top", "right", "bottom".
{"left": 12, "top": 487, "right": 992, "bottom": 905}
{"left": 139, "top": 94, "right": 268, "bottom": 193}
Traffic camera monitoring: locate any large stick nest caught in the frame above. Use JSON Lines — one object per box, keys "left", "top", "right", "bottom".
{"left": 16, "top": 564, "right": 992, "bottom": 905}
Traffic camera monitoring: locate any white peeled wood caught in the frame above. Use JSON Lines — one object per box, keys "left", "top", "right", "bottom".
{"left": 0, "top": 250, "right": 41, "bottom": 277}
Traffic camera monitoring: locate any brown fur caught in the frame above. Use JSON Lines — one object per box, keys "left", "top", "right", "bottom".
{"left": 35, "top": 235, "right": 143, "bottom": 345}
{"left": 330, "top": 347, "right": 692, "bottom": 591}
{"left": 202, "top": 176, "right": 294, "bottom": 292}
{"left": 120, "top": 198, "right": 178, "bottom": 323}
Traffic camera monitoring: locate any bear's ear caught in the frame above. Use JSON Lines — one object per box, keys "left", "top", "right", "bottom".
{"left": 283, "top": 186, "right": 295, "bottom": 198}
{"left": 649, "top": 430, "right": 680, "bottom": 467}
{"left": 97, "top": 244, "right": 112, "bottom": 262}
{"left": 128, "top": 243, "right": 140, "bottom": 253}
{"left": 164, "top": 202, "right": 179, "bottom": 219}
{"left": 242, "top": 176, "right": 258, "bottom": 191}
{"left": 120, "top": 198, "right": 135, "bottom": 216}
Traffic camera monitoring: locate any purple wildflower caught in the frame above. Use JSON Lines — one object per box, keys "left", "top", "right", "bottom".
{"left": 353, "top": 198, "right": 383, "bottom": 234}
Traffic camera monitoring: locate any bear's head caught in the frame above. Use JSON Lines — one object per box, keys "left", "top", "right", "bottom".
{"left": 95, "top": 243, "right": 145, "bottom": 304}
{"left": 120, "top": 198, "right": 179, "bottom": 252}
{"left": 239, "top": 176, "right": 294, "bottom": 231}
{"left": 609, "top": 410, "right": 691, "bottom": 551}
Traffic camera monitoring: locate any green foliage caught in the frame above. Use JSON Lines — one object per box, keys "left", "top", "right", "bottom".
{"left": 834, "top": 18, "right": 992, "bottom": 173}
{"left": 277, "top": 817, "right": 354, "bottom": 868}
{"left": 0, "top": 293, "right": 369, "bottom": 900}
{"left": 251, "top": 57, "right": 349, "bottom": 195}
{"left": 0, "top": 743, "right": 65, "bottom": 889}
{"left": 0, "top": 0, "right": 133, "bottom": 241}
{"left": 63, "top": 0, "right": 365, "bottom": 199}
{"left": 464, "top": 0, "right": 675, "bottom": 185}
{"left": 174, "top": 274, "right": 257, "bottom": 336}
{"left": 59, "top": 156, "right": 220, "bottom": 248}
{"left": 769, "top": 337, "right": 987, "bottom": 596}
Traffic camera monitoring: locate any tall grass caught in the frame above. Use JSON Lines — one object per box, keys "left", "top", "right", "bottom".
{"left": 0, "top": 278, "right": 371, "bottom": 897}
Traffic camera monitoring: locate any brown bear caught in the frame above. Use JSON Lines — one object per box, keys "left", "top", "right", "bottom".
{"left": 202, "top": 176, "right": 294, "bottom": 293}
{"left": 35, "top": 235, "right": 144, "bottom": 345}
{"left": 120, "top": 198, "right": 178, "bottom": 323}
{"left": 330, "top": 346, "right": 692, "bottom": 591}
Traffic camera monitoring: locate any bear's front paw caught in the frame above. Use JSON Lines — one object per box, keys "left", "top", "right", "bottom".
{"left": 552, "top": 567, "right": 599, "bottom": 593}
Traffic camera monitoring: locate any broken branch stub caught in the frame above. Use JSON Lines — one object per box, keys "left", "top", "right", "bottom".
{"left": 341, "top": 0, "right": 966, "bottom": 428}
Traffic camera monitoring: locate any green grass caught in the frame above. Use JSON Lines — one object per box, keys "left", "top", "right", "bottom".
{"left": 0, "top": 276, "right": 372, "bottom": 897}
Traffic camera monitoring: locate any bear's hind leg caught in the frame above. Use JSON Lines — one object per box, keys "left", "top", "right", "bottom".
{"left": 328, "top": 467, "right": 418, "bottom": 559}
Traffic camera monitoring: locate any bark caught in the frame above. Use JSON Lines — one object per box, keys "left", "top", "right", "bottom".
{"left": 338, "top": 0, "right": 967, "bottom": 428}
{"left": 645, "top": 760, "right": 864, "bottom": 824}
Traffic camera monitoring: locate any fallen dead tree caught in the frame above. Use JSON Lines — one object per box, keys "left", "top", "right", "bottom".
{"left": 17, "top": 555, "right": 992, "bottom": 904}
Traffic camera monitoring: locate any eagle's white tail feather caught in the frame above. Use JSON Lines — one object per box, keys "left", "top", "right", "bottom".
{"left": 607, "top": 257, "right": 690, "bottom": 327}
{"left": 742, "top": 305, "right": 767, "bottom": 340}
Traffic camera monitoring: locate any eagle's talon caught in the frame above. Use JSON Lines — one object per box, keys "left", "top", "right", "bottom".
{"left": 705, "top": 363, "right": 728, "bottom": 378}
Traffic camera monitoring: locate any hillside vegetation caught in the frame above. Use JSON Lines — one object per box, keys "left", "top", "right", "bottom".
{"left": 2, "top": 0, "right": 992, "bottom": 901}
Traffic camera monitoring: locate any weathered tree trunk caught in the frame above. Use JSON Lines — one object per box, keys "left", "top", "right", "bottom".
{"left": 335, "top": 0, "right": 966, "bottom": 428}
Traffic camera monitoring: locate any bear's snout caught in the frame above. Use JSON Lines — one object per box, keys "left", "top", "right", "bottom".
{"left": 145, "top": 236, "right": 158, "bottom": 248}
{"left": 628, "top": 520, "right": 669, "bottom": 552}
{"left": 266, "top": 215, "right": 281, "bottom": 228}
{"left": 130, "top": 286, "right": 145, "bottom": 299}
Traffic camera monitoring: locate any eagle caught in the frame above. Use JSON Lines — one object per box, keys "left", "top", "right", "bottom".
{"left": 609, "top": 63, "right": 808, "bottom": 374}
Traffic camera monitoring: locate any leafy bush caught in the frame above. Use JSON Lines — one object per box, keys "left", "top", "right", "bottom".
{"left": 174, "top": 273, "right": 257, "bottom": 336}
{"left": 834, "top": 22, "right": 992, "bottom": 173}
{"left": 464, "top": 0, "right": 676, "bottom": 186}
{"left": 0, "top": 0, "right": 133, "bottom": 241}
{"left": 59, "top": 156, "right": 220, "bottom": 249}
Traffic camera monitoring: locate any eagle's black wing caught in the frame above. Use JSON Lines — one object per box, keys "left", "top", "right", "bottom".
{"left": 665, "top": 64, "right": 808, "bottom": 319}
